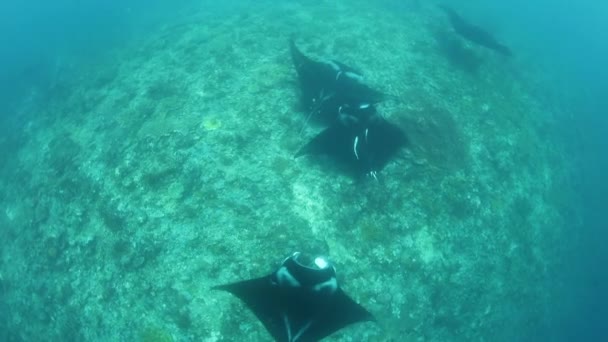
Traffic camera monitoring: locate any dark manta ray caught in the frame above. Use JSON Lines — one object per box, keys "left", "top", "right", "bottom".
{"left": 439, "top": 5, "right": 512, "bottom": 56}
{"left": 290, "top": 39, "right": 384, "bottom": 125}
{"left": 296, "top": 104, "right": 407, "bottom": 178}
{"left": 213, "top": 252, "right": 374, "bottom": 342}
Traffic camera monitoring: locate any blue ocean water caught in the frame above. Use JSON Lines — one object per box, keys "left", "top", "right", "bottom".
{"left": 499, "top": 1, "right": 608, "bottom": 340}
{"left": 0, "top": 0, "right": 606, "bottom": 340}
{"left": 477, "top": 1, "right": 608, "bottom": 340}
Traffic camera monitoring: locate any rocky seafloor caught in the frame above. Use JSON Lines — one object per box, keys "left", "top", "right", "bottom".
{"left": 0, "top": 1, "right": 580, "bottom": 341}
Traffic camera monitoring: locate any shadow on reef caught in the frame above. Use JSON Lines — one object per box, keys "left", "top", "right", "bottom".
{"left": 433, "top": 30, "right": 482, "bottom": 74}
{"left": 393, "top": 104, "right": 470, "bottom": 174}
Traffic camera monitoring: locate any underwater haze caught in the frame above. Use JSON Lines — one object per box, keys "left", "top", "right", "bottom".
{"left": 0, "top": 0, "right": 606, "bottom": 341}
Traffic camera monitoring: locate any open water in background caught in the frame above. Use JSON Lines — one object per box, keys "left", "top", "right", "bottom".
{"left": 0, "top": 1, "right": 606, "bottom": 340}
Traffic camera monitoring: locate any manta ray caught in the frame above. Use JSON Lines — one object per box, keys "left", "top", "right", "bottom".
{"left": 213, "top": 252, "right": 374, "bottom": 342}
{"left": 289, "top": 40, "right": 407, "bottom": 178}
{"left": 295, "top": 104, "right": 407, "bottom": 178}
{"left": 439, "top": 4, "right": 512, "bottom": 56}
{"left": 290, "top": 39, "right": 384, "bottom": 126}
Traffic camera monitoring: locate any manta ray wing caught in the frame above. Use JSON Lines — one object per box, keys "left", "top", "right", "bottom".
{"left": 214, "top": 254, "right": 375, "bottom": 342}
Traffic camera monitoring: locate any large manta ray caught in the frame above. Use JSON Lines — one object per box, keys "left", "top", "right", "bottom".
{"left": 214, "top": 253, "right": 374, "bottom": 341}
{"left": 290, "top": 40, "right": 407, "bottom": 178}
{"left": 290, "top": 39, "right": 384, "bottom": 126}
{"left": 439, "top": 5, "right": 512, "bottom": 56}
{"left": 295, "top": 104, "right": 407, "bottom": 178}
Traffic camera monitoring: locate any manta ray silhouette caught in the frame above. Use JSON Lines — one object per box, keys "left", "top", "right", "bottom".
{"left": 439, "top": 5, "right": 512, "bottom": 56}
{"left": 290, "top": 40, "right": 407, "bottom": 178}
{"left": 213, "top": 252, "right": 374, "bottom": 342}
{"left": 290, "top": 39, "right": 384, "bottom": 125}
{"left": 296, "top": 104, "right": 407, "bottom": 178}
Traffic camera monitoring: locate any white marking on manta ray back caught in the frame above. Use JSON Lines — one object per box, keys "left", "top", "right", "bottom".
{"left": 328, "top": 60, "right": 340, "bottom": 71}
{"left": 345, "top": 71, "right": 364, "bottom": 81}
{"left": 314, "top": 257, "right": 329, "bottom": 269}
{"left": 276, "top": 266, "right": 301, "bottom": 288}
{"left": 313, "top": 277, "right": 337, "bottom": 294}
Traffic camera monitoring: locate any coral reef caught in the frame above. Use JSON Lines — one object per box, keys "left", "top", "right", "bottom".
{"left": 0, "top": 1, "right": 580, "bottom": 341}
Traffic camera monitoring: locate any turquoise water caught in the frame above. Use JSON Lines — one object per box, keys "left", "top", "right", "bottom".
{"left": 0, "top": 1, "right": 605, "bottom": 341}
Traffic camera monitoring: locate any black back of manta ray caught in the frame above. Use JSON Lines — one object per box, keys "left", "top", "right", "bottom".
{"left": 439, "top": 4, "right": 512, "bottom": 56}
{"left": 289, "top": 40, "right": 384, "bottom": 123}
{"left": 289, "top": 39, "right": 335, "bottom": 108}
{"left": 296, "top": 116, "right": 407, "bottom": 177}
{"left": 214, "top": 276, "right": 373, "bottom": 342}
